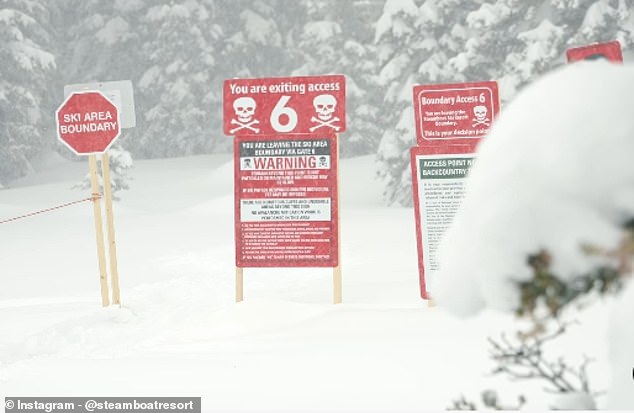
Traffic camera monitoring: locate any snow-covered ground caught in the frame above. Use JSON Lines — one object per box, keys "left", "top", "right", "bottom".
{"left": 0, "top": 146, "right": 620, "bottom": 411}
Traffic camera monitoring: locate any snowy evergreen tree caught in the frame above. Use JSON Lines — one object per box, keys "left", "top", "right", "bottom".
{"left": 374, "top": 0, "right": 472, "bottom": 205}
{"left": 558, "top": 0, "right": 634, "bottom": 49}
{"left": 291, "top": 0, "right": 384, "bottom": 157}
{"left": 0, "top": 1, "right": 55, "bottom": 186}
{"left": 53, "top": 0, "right": 141, "bottom": 186}
{"left": 375, "top": 0, "right": 633, "bottom": 205}
{"left": 220, "top": 0, "right": 305, "bottom": 78}
{"left": 374, "top": 0, "right": 426, "bottom": 206}
{"left": 129, "top": 1, "right": 225, "bottom": 158}
{"left": 57, "top": 0, "right": 228, "bottom": 159}
{"left": 3, "top": 0, "right": 634, "bottom": 192}
{"left": 73, "top": 144, "right": 132, "bottom": 199}
{"left": 56, "top": 0, "right": 144, "bottom": 88}
{"left": 447, "top": 0, "right": 559, "bottom": 100}
{"left": 105, "top": 145, "right": 133, "bottom": 194}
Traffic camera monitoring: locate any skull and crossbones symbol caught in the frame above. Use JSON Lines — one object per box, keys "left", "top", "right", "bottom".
{"left": 472, "top": 105, "right": 490, "bottom": 127}
{"left": 309, "top": 94, "right": 340, "bottom": 132}
{"left": 230, "top": 97, "right": 260, "bottom": 134}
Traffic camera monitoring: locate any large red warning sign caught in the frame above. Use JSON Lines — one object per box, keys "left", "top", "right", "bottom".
{"left": 235, "top": 134, "right": 338, "bottom": 267}
{"left": 413, "top": 81, "right": 499, "bottom": 147}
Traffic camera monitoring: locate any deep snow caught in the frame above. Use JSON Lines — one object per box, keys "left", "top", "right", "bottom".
{"left": 1, "top": 152, "right": 494, "bottom": 411}
{"left": 0, "top": 145, "right": 625, "bottom": 410}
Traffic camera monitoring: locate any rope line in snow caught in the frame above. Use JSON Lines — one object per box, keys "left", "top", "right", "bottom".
{"left": 0, "top": 193, "right": 102, "bottom": 225}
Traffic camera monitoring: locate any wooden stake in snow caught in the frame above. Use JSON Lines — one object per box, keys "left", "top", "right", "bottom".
{"left": 89, "top": 154, "right": 110, "bottom": 307}
{"left": 101, "top": 152, "right": 121, "bottom": 305}
{"left": 236, "top": 267, "right": 244, "bottom": 303}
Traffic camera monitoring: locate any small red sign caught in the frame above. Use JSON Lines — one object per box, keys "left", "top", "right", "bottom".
{"left": 235, "top": 134, "right": 338, "bottom": 267}
{"left": 223, "top": 75, "right": 346, "bottom": 136}
{"left": 566, "top": 40, "right": 623, "bottom": 63}
{"left": 410, "top": 144, "right": 476, "bottom": 300}
{"left": 56, "top": 91, "right": 120, "bottom": 155}
{"left": 413, "top": 81, "right": 499, "bottom": 146}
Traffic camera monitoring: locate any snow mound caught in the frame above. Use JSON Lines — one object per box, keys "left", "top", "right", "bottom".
{"left": 550, "top": 391, "right": 597, "bottom": 410}
{"left": 8, "top": 287, "right": 333, "bottom": 364}
{"left": 434, "top": 62, "right": 634, "bottom": 316}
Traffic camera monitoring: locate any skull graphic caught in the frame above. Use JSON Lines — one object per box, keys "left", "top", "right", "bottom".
{"left": 473, "top": 105, "right": 488, "bottom": 122}
{"left": 313, "top": 94, "right": 337, "bottom": 121}
{"left": 233, "top": 97, "right": 256, "bottom": 123}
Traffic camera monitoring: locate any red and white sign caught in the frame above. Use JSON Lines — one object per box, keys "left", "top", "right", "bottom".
{"left": 413, "top": 81, "right": 499, "bottom": 146}
{"left": 235, "top": 134, "right": 338, "bottom": 267}
{"left": 224, "top": 75, "right": 346, "bottom": 136}
{"left": 56, "top": 91, "right": 120, "bottom": 155}
{"left": 410, "top": 144, "right": 476, "bottom": 299}
{"left": 566, "top": 40, "right": 623, "bottom": 63}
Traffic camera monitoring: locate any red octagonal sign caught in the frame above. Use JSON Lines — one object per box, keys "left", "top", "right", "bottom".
{"left": 56, "top": 91, "right": 120, "bottom": 155}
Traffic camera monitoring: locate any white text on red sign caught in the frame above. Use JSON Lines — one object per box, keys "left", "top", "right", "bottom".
{"left": 59, "top": 111, "right": 117, "bottom": 134}
{"left": 413, "top": 81, "right": 499, "bottom": 146}
{"left": 223, "top": 75, "right": 346, "bottom": 136}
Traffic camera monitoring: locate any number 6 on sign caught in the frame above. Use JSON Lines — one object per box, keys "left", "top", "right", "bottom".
{"left": 223, "top": 74, "right": 346, "bottom": 136}
{"left": 270, "top": 96, "right": 298, "bottom": 132}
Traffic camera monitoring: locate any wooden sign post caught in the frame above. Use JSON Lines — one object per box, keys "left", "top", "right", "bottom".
{"left": 89, "top": 155, "right": 110, "bottom": 307}
{"left": 101, "top": 152, "right": 121, "bottom": 305}
{"left": 236, "top": 267, "right": 244, "bottom": 302}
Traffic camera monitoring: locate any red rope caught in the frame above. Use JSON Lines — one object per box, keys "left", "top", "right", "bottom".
{"left": 0, "top": 193, "right": 102, "bottom": 225}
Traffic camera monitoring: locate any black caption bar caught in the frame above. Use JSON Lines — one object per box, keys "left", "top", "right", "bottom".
{"left": 4, "top": 397, "right": 201, "bottom": 413}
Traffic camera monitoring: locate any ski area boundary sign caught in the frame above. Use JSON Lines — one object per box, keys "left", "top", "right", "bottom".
{"left": 56, "top": 91, "right": 120, "bottom": 155}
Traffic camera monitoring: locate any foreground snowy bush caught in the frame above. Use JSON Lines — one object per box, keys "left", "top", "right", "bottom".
{"left": 434, "top": 62, "right": 634, "bottom": 407}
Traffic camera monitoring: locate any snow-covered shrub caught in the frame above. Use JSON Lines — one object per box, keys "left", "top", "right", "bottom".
{"left": 74, "top": 145, "right": 133, "bottom": 199}
{"left": 435, "top": 62, "right": 634, "bottom": 409}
